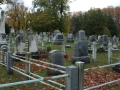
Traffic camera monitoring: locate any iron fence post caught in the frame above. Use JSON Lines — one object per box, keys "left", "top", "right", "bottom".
{"left": 7, "top": 51, "right": 13, "bottom": 74}
{"left": 76, "top": 61, "right": 84, "bottom": 90}
{"left": 26, "top": 52, "right": 31, "bottom": 80}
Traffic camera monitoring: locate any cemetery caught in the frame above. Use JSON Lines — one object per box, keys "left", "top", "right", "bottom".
{"left": 0, "top": 0, "right": 120, "bottom": 90}
{"left": 0, "top": 27, "right": 120, "bottom": 90}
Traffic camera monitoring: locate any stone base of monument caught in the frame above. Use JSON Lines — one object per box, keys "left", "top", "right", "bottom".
{"left": 113, "top": 65, "right": 120, "bottom": 73}
{"left": 71, "top": 56, "right": 90, "bottom": 64}
{"left": 47, "top": 66, "right": 65, "bottom": 76}
{"left": 66, "top": 39, "right": 74, "bottom": 43}
{"left": 54, "top": 40, "right": 63, "bottom": 45}
{"left": 31, "top": 51, "right": 40, "bottom": 59}
{"left": 65, "top": 45, "right": 71, "bottom": 48}
{"left": 97, "top": 48, "right": 105, "bottom": 53}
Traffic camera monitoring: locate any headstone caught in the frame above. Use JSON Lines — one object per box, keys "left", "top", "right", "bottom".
{"left": 14, "top": 35, "right": 25, "bottom": 55}
{"left": 97, "top": 36, "right": 105, "bottom": 52}
{"left": 113, "top": 58, "right": 120, "bottom": 73}
{"left": 103, "top": 35, "right": 108, "bottom": 46}
{"left": 28, "top": 35, "right": 39, "bottom": 59}
{"left": 29, "top": 35, "right": 38, "bottom": 52}
{"left": 66, "top": 33, "right": 74, "bottom": 43}
{"left": 72, "top": 30, "right": 90, "bottom": 63}
{"left": 90, "top": 35, "right": 96, "bottom": 43}
{"left": 53, "top": 33, "right": 64, "bottom": 45}
{"left": 97, "top": 35, "right": 101, "bottom": 41}
{"left": 43, "top": 34, "right": 48, "bottom": 43}
{"left": 47, "top": 50, "right": 64, "bottom": 75}
{"left": 0, "top": 10, "right": 7, "bottom": 47}
{"left": 54, "top": 30, "right": 60, "bottom": 36}
{"left": 112, "top": 35, "right": 117, "bottom": 49}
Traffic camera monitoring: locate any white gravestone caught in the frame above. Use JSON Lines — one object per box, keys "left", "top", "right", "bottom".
{"left": 29, "top": 35, "right": 38, "bottom": 52}
{"left": 14, "top": 35, "right": 25, "bottom": 54}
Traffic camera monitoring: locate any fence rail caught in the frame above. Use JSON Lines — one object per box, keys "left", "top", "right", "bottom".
{"left": 0, "top": 45, "right": 120, "bottom": 90}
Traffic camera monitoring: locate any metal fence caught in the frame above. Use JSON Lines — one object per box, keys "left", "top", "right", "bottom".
{"left": 0, "top": 46, "right": 120, "bottom": 90}
{"left": 0, "top": 47, "right": 80, "bottom": 90}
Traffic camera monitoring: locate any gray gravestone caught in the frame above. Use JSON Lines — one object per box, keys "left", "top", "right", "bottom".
{"left": 112, "top": 35, "right": 117, "bottom": 49}
{"left": 28, "top": 35, "right": 39, "bottom": 59}
{"left": 103, "top": 35, "right": 108, "bottom": 46}
{"left": 53, "top": 33, "right": 64, "bottom": 45}
{"left": 90, "top": 35, "right": 96, "bottom": 42}
{"left": 72, "top": 30, "right": 90, "bottom": 63}
{"left": 97, "top": 36, "right": 105, "bottom": 52}
{"left": 14, "top": 35, "right": 25, "bottom": 54}
{"left": 0, "top": 10, "right": 7, "bottom": 47}
{"left": 47, "top": 50, "right": 64, "bottom": 76}
{"left": 66, "top": 33, "right": 74, "bottom": 42}
{"left": 29, "top": 35, "right": 38, "bottom": 52}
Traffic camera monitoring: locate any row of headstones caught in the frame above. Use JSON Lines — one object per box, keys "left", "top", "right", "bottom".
{"left": 89, "top": 35, "right": 119, "bottom": 49}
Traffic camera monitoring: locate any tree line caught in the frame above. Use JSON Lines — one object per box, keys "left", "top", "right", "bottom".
{"left": 2, "top": 0, "right": 120, "bottom": 37}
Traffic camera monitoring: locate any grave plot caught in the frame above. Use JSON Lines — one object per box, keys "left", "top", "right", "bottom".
{"left": 0, "top": 30, "right": 120, "bottom": 90}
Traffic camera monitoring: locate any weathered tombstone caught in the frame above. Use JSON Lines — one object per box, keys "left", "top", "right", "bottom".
{"left": 72, "top": 30, "right": 90, "bottom": 63}
{"left": 98, "top": 35, "right": 101, "bottom": 41}
{"left": 97, "top": 36, "right": 105, "bottom": 52}
{"left": 53, "top": 33, "right": 64, "bottom": 45}
{"left": 112, "top": 35, "right": 117, "bottom": 49}
{"left": 43, "top": 34, "right": 48, "bottom": 43}
{"left": 28, "top": 35, "right": 39, "bottom": 59}
{"left": 54, "top": 30, "right": 61, "bottom": 36}
{"left": 103, "top": 35, "right": 108, "bottom": 46}
{"left": 0, "top": 10, "right": 7, "bottom": 47}
{"left": 47, "top": 50, "right": 64, "bottom": 76}
{"left": 90, "top": 35, "right": 96, "bottom": 43}
{"left": 14, "top": 35, "right": 25, "bottom": 56}
{"left": 66, "top": 33, "right": 74, "bottom": 43}
{"left": 113, "top": 58, "right": 120, "bottom": 73}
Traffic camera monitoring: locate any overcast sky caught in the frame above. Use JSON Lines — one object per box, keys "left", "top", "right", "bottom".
{"left": 70, "top": 0, "right": 120, "bottom": 12}
{"left": 5, "top": 0, "right": 120, "bottom": 12}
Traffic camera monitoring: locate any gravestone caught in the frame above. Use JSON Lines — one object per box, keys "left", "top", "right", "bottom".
{"left": 97, "top": 36, "right": 105, "bottom": 52}
{"left": 14, "top": 35, "right": 25, "bottom": 56}
{"left": 54, "top": 30, "right": 61, "bottom": 36}
{"left": 10, "top": 28, "right": 15, "bottom": 44}
{"left": 113, "top": 58, "right": 120, "bottom": 73}
{"left": 72, "top": 30, "right": 90, "bottom": 63}
{"left": 43, "top": 34, "right": 48, "bottom": 43}
{"left": 0, "top": 10, "right": 7, "bottom": 47}
{"left": 28, "top": 35, "right": 39, "bottom": 59}
{"left": 47, "top": 50, "right": 64, "bottom": 76}
{"left": 90, "top": 35, "right": 96, "bottom": 43}
{"left": 98, "top": 35, "right": 101, "bottom": 41}
{"left": 53, "top": 33, "right": 64, "bottom": 45}
{"left": 89, "top": 35, "right": 96, "bottom": 52}
{"left": 66, "top": 33, "right": 74, "bottom": 43}
{"left": 103, "top": 35, "right": 108, "bottom": 46}
{"left": 112, "top": 35, "right": 117, "bottom": 49}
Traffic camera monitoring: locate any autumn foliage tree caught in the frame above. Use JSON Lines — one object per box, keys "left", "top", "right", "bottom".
{"left": 32, "top": 0, "right": 70, "bottom": 33}
{"left": 5, "top": 0, "right": 28, "bottom": 31}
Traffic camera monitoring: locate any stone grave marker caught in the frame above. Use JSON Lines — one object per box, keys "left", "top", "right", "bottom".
{"left": 97, "top": 36, "right": 105, "bottom": 52}
{"left": 14, "top": 35, "right": 25, "bottom": 55}
{"left": 28, "top": 35, "right": 39, "bottom": 59}
{"left": 66, "top": 33, "right": 74, "bottom": 43}
{"left": 47, "top": 50, "right": 64, "bottom": 76}
{"left": 0, "top": 10, "right": 7, "bottom": 47}
{"left": 72, "top": 30, "right": 90, "bottom": 63}
{"left": 103, "top": 35, "right": 108, "bottom": 46}
{"left": 112, "top": 35, "right": 117, "bottom": 49}
{"left": 53, "top": 33, "right": 64, "bottom": 45}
